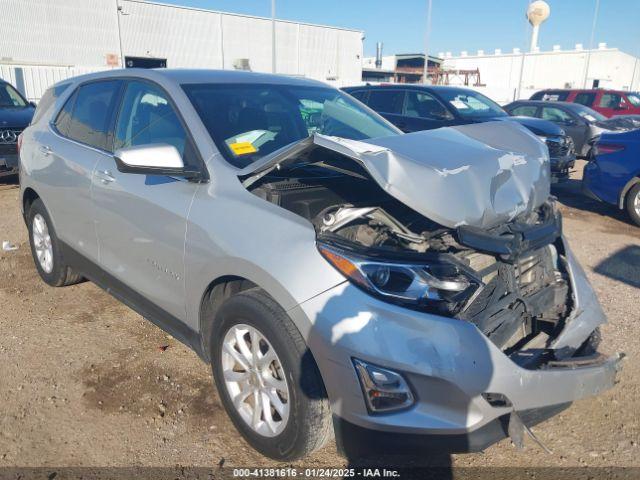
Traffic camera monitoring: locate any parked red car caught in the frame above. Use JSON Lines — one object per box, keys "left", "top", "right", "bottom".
{"left": 530, "top": 89, "right": 640, "bottom": 118}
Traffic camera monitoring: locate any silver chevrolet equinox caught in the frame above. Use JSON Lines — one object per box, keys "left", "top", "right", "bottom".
{"left": 19, "top": 69, "right": 622, "bottom": 460}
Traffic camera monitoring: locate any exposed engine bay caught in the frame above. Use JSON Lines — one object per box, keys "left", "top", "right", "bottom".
{"left": 248, "top": 149, "right": 574, "bottom": 369}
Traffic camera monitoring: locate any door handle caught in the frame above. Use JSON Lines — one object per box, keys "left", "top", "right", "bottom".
{"left": 96, "top": 170, "right": 115, "bottom": 185}
{"left": 39, "top": 145, "right": 52, "bottom": 156}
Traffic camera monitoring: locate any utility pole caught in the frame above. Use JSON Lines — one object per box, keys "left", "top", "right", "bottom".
{"left": 271, "top": 0, "right": 276, "bottom": 73}
{"left": 423, "top": 0, "right": 433, "bottom": 84}
{"left": 583, "top": 0, "right": 600, "bottom": 88}
{"left": 116, "top": 0, "right": 125, "bottom": 67}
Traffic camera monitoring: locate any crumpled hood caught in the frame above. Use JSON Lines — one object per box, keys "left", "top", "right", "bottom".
{"left": 240, "top": 121, "right": 550, "bottom": 230}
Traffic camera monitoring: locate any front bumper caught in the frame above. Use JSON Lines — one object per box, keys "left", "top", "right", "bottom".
{"left": 290, "top": 243, "right": 621, "bottom": 452}
{"left": 0, "top": 153, "right": 19, "bottom": 177}
{"left": 549, "top": 155, "right": 576, "bottom": 183}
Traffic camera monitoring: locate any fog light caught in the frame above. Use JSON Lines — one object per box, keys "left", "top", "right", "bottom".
{"left": 353, "top": 359, "right": 414, "bottom": 413}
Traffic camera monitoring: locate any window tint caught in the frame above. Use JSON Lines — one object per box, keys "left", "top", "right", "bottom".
{"left": 404, "top": 91, "right": 451, "bottom": 119}
{"left": 541, "top": 107, "right": 573, "bottom": 124}
{"left": 66, "top": 81, "right": 122, "bottom": 150}
{"left": 510, "top": 105, "right": 538, "bottom": 117}
{"left": 54, "top": 90, "right": 77, "bottom": 137}
{"left": 348, "top": 90, "right": 368, "bottom": 102}
{"left": 115, "top": 81, "right": 189, "bottom": 161}
{"left": 574, "top": 92, "right": 595, "bottom": 106}
{"left": 32, "top": 82, "right": 71, "bottom": 125}
{"left": 599, "top": 93, "right": 622, "bottom": 108}
{"left": 367, "top": 90, "right": 404, "bottom": 114}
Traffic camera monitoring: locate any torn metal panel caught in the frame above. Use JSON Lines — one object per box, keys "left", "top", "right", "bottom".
{"left": 240, "top": 121, "right": 550, "bottom": 229}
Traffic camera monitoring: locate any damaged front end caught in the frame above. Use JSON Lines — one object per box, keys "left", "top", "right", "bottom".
{"left": 240, "top": 122, "right": 615, "bottom": 369}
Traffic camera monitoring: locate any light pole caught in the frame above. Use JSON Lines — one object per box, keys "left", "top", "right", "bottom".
{"left": 583, "top": 0, "right": 601, "bottom": 88}
{"left": 423, "top": 0, "right": 433, "bottom": 84}
{"left": 271, "top": 0, "right": 276, "bottom": 73}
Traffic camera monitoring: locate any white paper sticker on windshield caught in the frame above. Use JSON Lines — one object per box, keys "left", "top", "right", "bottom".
{"left": 451, "top": 100, "right": 469, "bottom": 109}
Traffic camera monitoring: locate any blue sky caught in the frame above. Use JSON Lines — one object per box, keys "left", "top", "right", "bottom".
{"left": 160, "top": 0, "right": 640, "bottom": 58}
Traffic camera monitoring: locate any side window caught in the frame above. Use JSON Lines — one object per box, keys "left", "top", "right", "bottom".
{"left": 114, "top": 81, "right": 190, "bottom": 163}
{"left": 599, "top": 93, "right": 622, "bottom": 108}
{"left": 541, "top": 91, "right": 568, "bottom": 101}
{"left": 66, "top": 81, "right": 122, "bottom": 150}
{"left": 541, "top": 107, "right": 573, "bottom": 124}
{"left": 367, "top": 90, "right": 404, "bottom": 114}
{"left": 404, "top": 91, "right": 450, "bottom": 119}
{"left": 54, "top": 90, "right": 77, "bottom": 137}
{"left": 511, "top": 105, "right": 538, "bottom": 117}
{"left": 348, "top": 90, "right": 368, "bottom": 102}
{"left": 574, "top": 92, "right": 595, "bottom": 106}
{"left": 32, "top": 82, "right": 71, "bottom": 125}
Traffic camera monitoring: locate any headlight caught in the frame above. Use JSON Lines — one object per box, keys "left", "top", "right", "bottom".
{"left": 318, "top": 242, "right": 478, "bottom": 315}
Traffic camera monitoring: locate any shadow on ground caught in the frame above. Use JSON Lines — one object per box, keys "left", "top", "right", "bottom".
{"left": 552, "top": 179, "right": 631, "bottom": 224}
{"left": 593, "top": 245, "right": 640, "bottom": 289}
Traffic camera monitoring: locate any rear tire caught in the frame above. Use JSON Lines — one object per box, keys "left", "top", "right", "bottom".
{"left": 624, "top": 183, "right": 640, "bottom": 227}
{"left": 210, "top": 288, "right": 332, "bottom": 460}
{"left": 27, "top": 198, "right": 83, "bottom": 286}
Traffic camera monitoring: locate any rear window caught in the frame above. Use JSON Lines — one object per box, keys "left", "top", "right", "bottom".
{"left": 533, "top": 91, "right": 569, "bottom": 101}
{"left": 31, "top": 82, "right": 71, "bottom": 125}
{"left": 367, "top": 90, "right": 404, "bottom": 114}
{"left": 61, "top": 80, "right": 123, "bottom": 151}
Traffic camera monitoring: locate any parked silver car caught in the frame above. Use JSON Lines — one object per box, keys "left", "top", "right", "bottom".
{"left": 19, "top": 69, "right": 621, "bottom": 460}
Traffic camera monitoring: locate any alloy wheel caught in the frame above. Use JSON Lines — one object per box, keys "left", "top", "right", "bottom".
{"left": 32, "top": 213, "right": 53, "bottom": 274}
{"left": 221, "top": 323, "right": 290, "bottom": 437}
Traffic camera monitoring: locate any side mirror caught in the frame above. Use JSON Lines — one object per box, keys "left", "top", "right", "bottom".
{"left": 29, "top": 101, "right": 37, "bottom": 108}
{"left": 615, "top": 103, "right": 628, "bottom": 110}
{"left": 114, "top": 144, "right": 200, "bottom": 179}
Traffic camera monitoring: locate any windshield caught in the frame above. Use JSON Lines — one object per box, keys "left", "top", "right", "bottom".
{"left": 627, "top": 93, "right": 640, "bottom": 107}
{"left": 0, "top": 83, "right": 28, "bottom": 108}
{"left": 436, "top": 89, "right": 506, "bottom": 118}
{"left": 573, "top": 104, "right": 606, "bottom": 122}
{"left": 182, "top": 83, "right": 400, "bottom": 167}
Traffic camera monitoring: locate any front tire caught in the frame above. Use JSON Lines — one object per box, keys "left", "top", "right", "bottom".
{"left": 210, "top": 289, "right": 332, "bottom": 460}
{"left": 625, "top": 183, "right": 640, "bottom": 227}
{"left": 27, "top": 198, "right": 83, "bottom": 286}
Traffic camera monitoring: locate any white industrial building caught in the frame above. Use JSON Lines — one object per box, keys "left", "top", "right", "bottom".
{"left": 0, "top": 0, "right": 364, "bottom": 101}
{"left": 440, "top": 44, "right": 640, "bottom": 104}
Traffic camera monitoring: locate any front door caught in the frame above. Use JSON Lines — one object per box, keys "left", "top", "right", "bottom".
{"left": 92, "top": 79, "right": 201, "bottom": 321}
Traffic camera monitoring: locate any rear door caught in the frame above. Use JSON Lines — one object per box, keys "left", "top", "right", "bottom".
{"left": 402, "top": 90, "right": 454, "bottom": 132}
{"left": 92, "top": 79, "right": 201, "bottom": 322}
{"left": 35, "top": 80, "right": 123, "bottom": 262}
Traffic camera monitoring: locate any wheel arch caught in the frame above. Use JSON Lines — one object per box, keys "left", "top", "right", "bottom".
{"left": 619, "top": 175, "right": 640, "bottom": 209}
{"left": 22, "top": 187, "right": 40, "bottom": 220}
{"left": 198, "top": 275, "right": 258, "bottom": 363}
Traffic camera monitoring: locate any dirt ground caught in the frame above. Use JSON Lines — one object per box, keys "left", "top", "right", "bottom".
{"left": 0, "top": 161, "right": 638, "bottom": 472}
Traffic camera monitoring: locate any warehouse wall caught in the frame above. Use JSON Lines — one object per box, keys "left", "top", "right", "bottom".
{"left": 442, "top": 47, "right": 640, "bottom": 104}
{"left": 0, "top": 0, "right": 363, "bottom": 101}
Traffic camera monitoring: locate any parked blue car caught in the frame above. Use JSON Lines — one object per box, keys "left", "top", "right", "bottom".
{"left": 583, "top": 128, "right": 640, "bottom": 226}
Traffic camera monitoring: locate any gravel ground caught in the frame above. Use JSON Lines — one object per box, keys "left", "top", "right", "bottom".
{"left": 0, "top": 161, "right": 638, "bottom": 473}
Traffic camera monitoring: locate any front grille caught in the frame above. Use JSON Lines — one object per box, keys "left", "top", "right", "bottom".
{"left": 545, "top": 136, "right": 574, "bottom": 158}
{"left": 0, "top": 128, "right": 22, "bottom": 156}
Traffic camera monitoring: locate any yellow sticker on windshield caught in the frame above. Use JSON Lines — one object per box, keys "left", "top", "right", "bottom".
{"left": 229, "top": 142, "right": 257, "bottom": 156}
